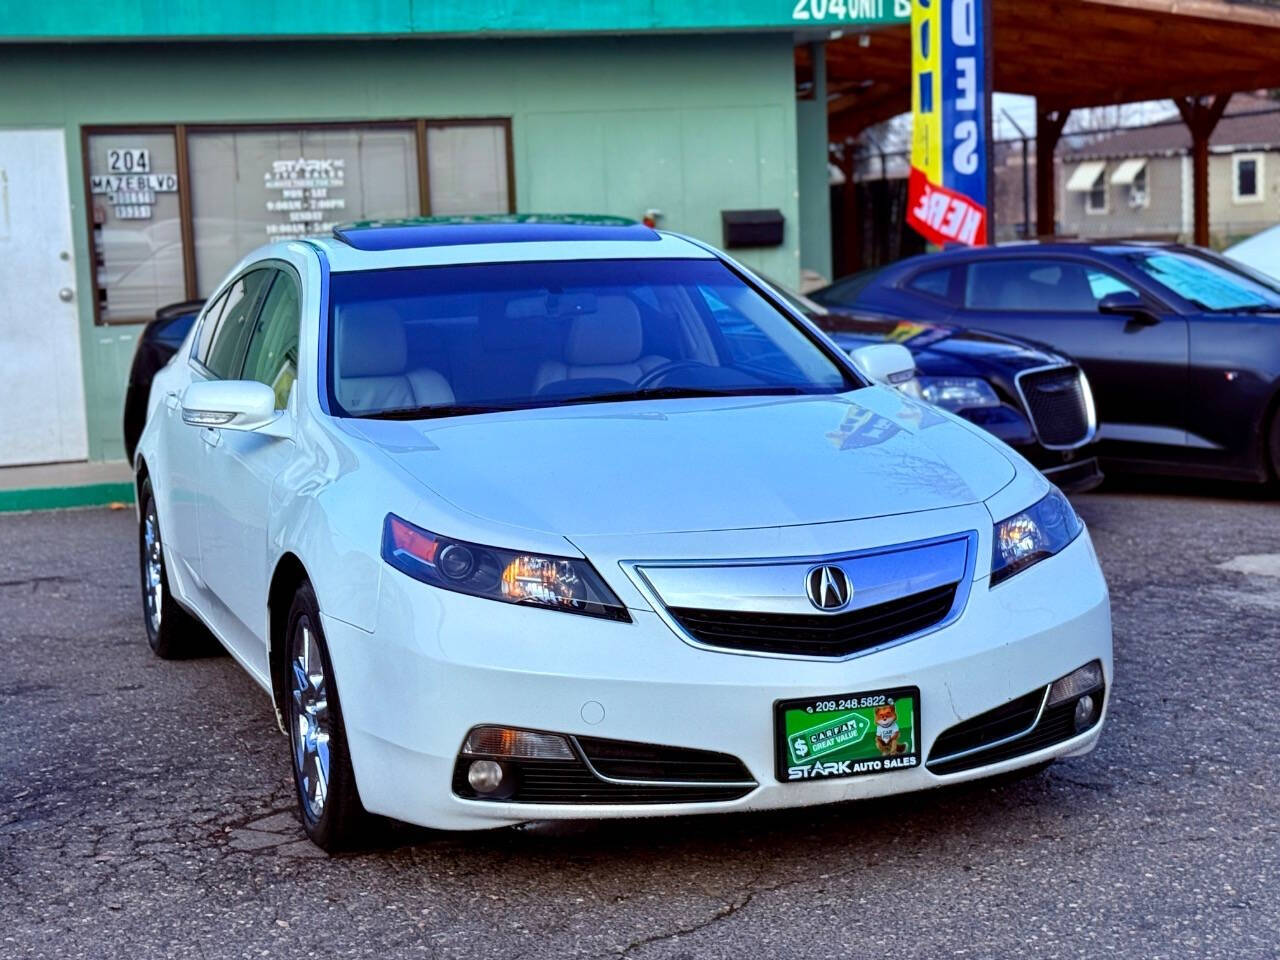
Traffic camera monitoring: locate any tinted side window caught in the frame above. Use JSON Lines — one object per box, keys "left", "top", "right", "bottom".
{"left": 964, "top": 259, "right": 1109, "bottom": 312}
{"left": 202, "top": 270, "right": 269, "bottom": 378}
{"left": 193, "top": 290, "right": 230, "bottom": 362}
{"left": 906, "top": 266, "right": 954, "bottom": 301}
{"left": 241, "top": 270, "right": 302, "bottom": 410}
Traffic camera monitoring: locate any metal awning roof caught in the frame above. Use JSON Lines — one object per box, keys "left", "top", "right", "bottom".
{"left": 1110, "top": 158, "right": 1148, "bottom": 186}
{"left": 1066, "top": 161, "right": 1107, "bottom": 193}
{"left": 809, "top": 0, "right": 1280, "bottom": 142}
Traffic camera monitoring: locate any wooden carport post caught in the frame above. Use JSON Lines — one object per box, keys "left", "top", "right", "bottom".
{"left": 1035, "top": 108, "right": 1070, "bottom": 237}
{"left": 1175, "top": 94, "right": 1232, "bottom": 247}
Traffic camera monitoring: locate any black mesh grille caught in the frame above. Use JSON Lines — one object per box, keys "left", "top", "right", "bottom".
{"left": 668, "top": 583, "right": 958, "bottom": 658}
{"left": 1020, "top": 366, "right": 1090, "bottom": 447}
{"left": 453, "top": 736, "right": 755, "bottom": 805}
{"left": 576, "top": 737, "right": 752, "bottom": 783}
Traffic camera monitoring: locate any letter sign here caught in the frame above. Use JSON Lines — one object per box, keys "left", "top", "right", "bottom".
{"left": 907, "top": 0, "right": 990, "bottom": 246}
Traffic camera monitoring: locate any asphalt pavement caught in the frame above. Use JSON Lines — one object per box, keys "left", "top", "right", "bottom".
{"left": 2, "top": 486, "right": 1279, "bottom": 959}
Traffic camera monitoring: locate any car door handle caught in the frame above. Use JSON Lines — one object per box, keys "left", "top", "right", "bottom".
{"left": 164, "top": 391, "right": 180, "bottom": 411}
{"left": 201, "top": 427, "right": 222, "bottom": 448}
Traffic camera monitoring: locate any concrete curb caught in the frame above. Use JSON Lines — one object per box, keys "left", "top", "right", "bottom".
{"left": 0, "top": 482, "right": 135, "bottom": 513}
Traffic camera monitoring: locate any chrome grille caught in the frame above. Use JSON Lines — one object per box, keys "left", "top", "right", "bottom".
{"left": 1016, "top": 365, "right": 1093, "bottom": 449}
{"left": 668, "top": 583, "right": 958, "bottom": 658}
{"left": 634, "top": 534, "right": 975, "bottom": 661}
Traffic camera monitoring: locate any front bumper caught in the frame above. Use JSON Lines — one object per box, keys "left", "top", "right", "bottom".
{"left": 321, "top": 530, "right": 1111, "bottom": 830}
{"left": 951, "top": 404, "right": 1102, "bottom": 493}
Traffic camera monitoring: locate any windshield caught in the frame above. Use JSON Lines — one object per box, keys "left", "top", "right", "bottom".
{"left": 1114, "top": 249, "right": 1280, "bottom": 312}
{"left": 327, "top": 258, "right": 859, "bottom": 419}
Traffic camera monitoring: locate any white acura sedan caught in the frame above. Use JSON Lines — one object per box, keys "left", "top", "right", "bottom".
{"left": 135, "top": 216, "right": 1111, "bottom": 850}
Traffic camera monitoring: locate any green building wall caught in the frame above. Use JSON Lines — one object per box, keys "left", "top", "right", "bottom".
{"left": 0, "top": 34, "right": 801, "bottom": 462}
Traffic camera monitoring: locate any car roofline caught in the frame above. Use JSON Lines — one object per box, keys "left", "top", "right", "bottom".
{"left": 304, "top": 230, "right": 713, "bottom": 272}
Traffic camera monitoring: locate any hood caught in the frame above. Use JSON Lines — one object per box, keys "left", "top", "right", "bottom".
{"left": 817, "top": 311, "right": 1063, "bottom": 378}
{"left": 346, "top": 387, "right": 1015, "bottom": 538}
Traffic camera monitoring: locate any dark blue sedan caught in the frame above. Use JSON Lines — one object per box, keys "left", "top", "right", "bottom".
{"left": 813, "top": 243, "right": 1280, "bottom": 485}
{"left": 763, "top": 281, "right": 1103, "bottom": 492}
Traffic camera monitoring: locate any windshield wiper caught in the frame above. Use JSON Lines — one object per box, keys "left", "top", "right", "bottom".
{"left": 549, "top": 385, "right": 809, "bottom": 408}
{"left": 362, "top": 386, "right": 813, "bottom": 419}
{"left": 1222, "top": 303, "right": 1280, "bottom": 314}
{"left": 363, "top": 403, "right": 523, "bottom": 421}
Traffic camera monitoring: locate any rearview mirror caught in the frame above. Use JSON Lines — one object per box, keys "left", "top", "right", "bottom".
{"left": 182, "top": 380, "right": 288, "bottom": 435}
{"left": 1097, "top": 290, "right": 1157, "bottom": 324}
{"left": 849, "top": 343, "right": 917, "bottom": 387}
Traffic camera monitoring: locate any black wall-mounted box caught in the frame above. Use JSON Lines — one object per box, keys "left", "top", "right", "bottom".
{"left": 721, "top": 209, "right": 785, "bottom": 249}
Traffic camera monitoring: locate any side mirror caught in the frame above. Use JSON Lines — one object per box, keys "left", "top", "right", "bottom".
{"left": 1098, "top": 290, "right": 1158, "bottom": 324}
{"left": 849, "top": 343, "right": 918, "bottom": 387}
{"left": 182, "top": 380, "right": 287, "bottom": 435}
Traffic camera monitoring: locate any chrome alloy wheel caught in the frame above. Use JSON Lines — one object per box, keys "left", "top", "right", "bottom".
{"left": 290, "top": 618, "right": 331, "bottom": 821}
{"left": 142, "top": 501, "right": 164, "bottom": 635}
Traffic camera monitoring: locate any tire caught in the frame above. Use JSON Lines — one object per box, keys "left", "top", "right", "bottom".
{"left": 285, "top": 582, "right": 370, "bottom": 852}
{"left": 138, "top": 478, "right": 203, "bottom": 659}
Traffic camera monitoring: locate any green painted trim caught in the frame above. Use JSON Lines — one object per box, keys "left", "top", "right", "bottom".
{"left": 0, "top": 482, "right": 135, "bottom": 513}
{"left": 1, "top": 1, "right": 907, "bottom": 41}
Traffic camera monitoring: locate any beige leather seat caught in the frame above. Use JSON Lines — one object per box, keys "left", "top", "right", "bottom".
{"left": 532, "top": 295, "right": 666, "bottom": 393}
{"left": 335, "top": 307, "right": 454, "bottom": 414}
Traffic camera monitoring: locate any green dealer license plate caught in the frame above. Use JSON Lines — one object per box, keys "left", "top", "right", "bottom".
{"left": 775, "top": 687, "right": 921, "bottom": 782}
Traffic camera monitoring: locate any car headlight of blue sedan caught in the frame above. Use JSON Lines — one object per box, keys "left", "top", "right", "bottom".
{"left": 918, "top": 376, "right": 1001, "bottom": 410}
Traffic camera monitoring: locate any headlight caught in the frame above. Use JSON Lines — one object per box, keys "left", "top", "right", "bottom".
{"left": 990, "top": 488, "right": 1083, "bottom": 585}
{"left": 918, "top": 376, "right": 1000, "bottom": 410}
{"left": 382, "top": 514, "right": 630, "bottom": 621}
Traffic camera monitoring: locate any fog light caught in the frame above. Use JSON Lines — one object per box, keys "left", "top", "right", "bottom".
{"left": 1074, "top": 694, "right": 1098, "bottom": 732}
{"left": 467, "top": 759, "right": 505, "bottom": 793}
{"left": 1047, "top": 660, "right": 1104, "bottom": 707}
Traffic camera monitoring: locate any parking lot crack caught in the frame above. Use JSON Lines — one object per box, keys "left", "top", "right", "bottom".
{"left": 612, "top": 891, "right": 756, "bottom": 958}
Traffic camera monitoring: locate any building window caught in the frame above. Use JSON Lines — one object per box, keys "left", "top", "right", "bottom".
{"left": 426, "top": 123, "right": 512, "bottom": 217}
{"left": 1065, "top": 160, "right": 1108, "bottom": 215}
{"left": 1110, "top": 157, "right": 1149, "bottom": 210}
{"left": 86, "top": 130, "right": 188, "bottom": 325}
{"left": 1086, "top": 174, "right": 1108, "bottom": 215}
{"left": 1128, "top": 167, "right": 1149, "bottom": 209}
{"left": 83, "top": 119, "right": 514, "bottom": 324}
{"left": 187, "top": 125, "right": 421, "bottom": 294}
{"left": 1233, "top": 153, "right": 1264, "bottom": 204}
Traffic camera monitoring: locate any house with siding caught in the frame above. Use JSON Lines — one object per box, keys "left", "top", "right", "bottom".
{"left": 1059, "top": 94, "right": 1280, "bottom": 247}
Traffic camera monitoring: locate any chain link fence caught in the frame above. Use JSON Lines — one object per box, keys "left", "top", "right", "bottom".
{"left": 831, "top": 115, "right": 1280, "bottom": 273}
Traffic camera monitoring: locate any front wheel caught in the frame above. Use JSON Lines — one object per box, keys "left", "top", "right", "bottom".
{"left": 286, "top": 582, "right": 370, "bottom": 852}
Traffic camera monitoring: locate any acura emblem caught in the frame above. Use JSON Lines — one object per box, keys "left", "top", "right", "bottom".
{"left": 806, "top": 565, "right": 852, "bottom": 611}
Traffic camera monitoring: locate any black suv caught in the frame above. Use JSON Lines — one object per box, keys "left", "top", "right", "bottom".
{"left": 769, "top": 283, "right": 1102, "bottom": 492}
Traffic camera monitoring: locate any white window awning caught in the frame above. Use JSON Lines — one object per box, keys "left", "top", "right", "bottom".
{"left": 1110, "top": 158, "right": 1148, "bottom": 185}
{"left": 1066, "top": 160, "right": 1106, "bottom": 192}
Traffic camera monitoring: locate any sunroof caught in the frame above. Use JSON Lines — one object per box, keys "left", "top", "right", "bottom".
{"left": 332, "top": 215, "right": 661, "bottom": 251}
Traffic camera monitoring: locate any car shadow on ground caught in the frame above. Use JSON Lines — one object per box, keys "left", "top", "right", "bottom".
{"left": 341, "top": 759, "right": 1101, "bottom": 864}
{"left": 1090, "top": 470, "right": 1276, "bottom": 501}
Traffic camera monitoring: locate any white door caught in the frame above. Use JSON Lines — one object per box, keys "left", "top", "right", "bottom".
{"left": 0, "top": 129, "right": 88, "bottom": 466}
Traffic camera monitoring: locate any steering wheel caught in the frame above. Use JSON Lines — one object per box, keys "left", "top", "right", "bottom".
{"left": 634, "top": 360, "right": 713, "bottom": 390}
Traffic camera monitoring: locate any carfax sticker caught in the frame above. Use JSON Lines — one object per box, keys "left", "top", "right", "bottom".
{"left": 775, "top": 687, "right": 920, "bottom": 782}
